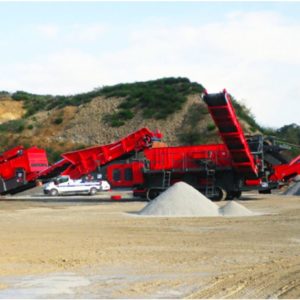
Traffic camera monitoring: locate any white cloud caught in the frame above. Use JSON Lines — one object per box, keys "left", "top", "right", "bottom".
{"left": 72, "top": 24, "right": 107, "bottom": 42}
{"left": 37, "top": 24, "right": 60, "bottom": 39}
{"left": 36, "top": 23, "right": 107, "bottom": 42}
{"left": 2, "top": 11, "right": 300, "bottom": 127}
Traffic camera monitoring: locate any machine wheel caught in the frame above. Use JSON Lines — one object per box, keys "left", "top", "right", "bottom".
{"left": 212, "top": 187, "right": 227, "bottom": 201}
{"left": 89, "top": 187, "right": 97, "bottom": 195}
{"left": 234, "top": 191, "right": 242, "bottom": 199}
{"left": 225, "top": 191, "right": 235, "bottom": 200}
{"left": 146, "top": 189, "right": 161, "bottom": 201}
{"left": 225, "top": 190, "right": 242, "bottom": 200}
{"left": 259, "top": 189, "right": 271, "bottom": 194}
{"left": 50, "top": 189, "right": 59, "bottom": 196}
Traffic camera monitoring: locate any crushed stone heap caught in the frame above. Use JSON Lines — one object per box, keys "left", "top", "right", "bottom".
{"left": 219, "top": 201, "right": 253, "bottom": 217}
{"left": 138, "top": 182, "right": 220, "bottom": 217}
{"left": 138, "top": 181, "right": 255, "bottom": 217}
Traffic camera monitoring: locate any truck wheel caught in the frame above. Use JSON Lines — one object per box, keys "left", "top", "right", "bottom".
{"left": 90, "top": 187, "right": 97, "bottom": 195}
{"left": 146, "top": 189, "right": 161, "bottom": 201}
{"left": 50, "top": 189, "right": 58, "bottom": 196}
{"left": 234, "top": 191, "right": 242, "bottom": 199}
{"left": 225, "top": 191, "right": 235, "bottom": 200}
{"left": 226, "top": 191, "right": 242, "bottom": 200}
{"left": 259, "top": 189, "right": 271, "bottom": 194}
{"left": 212, "top": 187, "right": 227, "bottom": 201}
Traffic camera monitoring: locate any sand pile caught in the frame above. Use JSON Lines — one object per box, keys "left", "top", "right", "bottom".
{"left": 138, "top": 182, "right": 219, "bottom": 217}
{"left": 219, "top": 201, "right": 253, "bottom": 217}
{"left": 138, "top": 182, "right": 254, "bottom": 217}
{"left": 283, "top": 182, "right": 300, "bottom": 196}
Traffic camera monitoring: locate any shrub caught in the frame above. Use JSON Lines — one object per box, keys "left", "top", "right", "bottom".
{"left": 231, "top": 97, "right": 262, "bottom": 132}
{"left": 207, "top": 123, "right": 216, "bottom": 131}
{"left": 0, "top": 91, "right": 10, "bottom": 98}
{"left": 111, "top": 119, "right": 125, "bottom": 127}
{"left": 0, "top": 119, "right": 26, "bottom": 133}
{"left": 101, "top": 77, "right": 205, "bottom": 121}
{"left": 118, "top": 109, "right": 134, "bottom": 120}
{"left": 53, "top": 117, "right": 63, "bottom": 125}
{"left": 45, "top": 147, "right": 62, "bottom": 164}
{"left": 178, "top": 131, "right": 205, "bottom": 145}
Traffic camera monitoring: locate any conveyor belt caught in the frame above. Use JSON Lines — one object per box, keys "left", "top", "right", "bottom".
{"left": 203, "top": 91, "right": 258, "bottom": 178}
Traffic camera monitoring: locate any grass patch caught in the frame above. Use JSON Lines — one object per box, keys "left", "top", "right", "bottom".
{"left": 0, "top": 119, "right": 25, "bottom": 133}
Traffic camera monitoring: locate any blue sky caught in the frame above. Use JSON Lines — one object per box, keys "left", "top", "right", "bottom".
{"left": 1, "top": 2, "right": 300, "bottom": 128}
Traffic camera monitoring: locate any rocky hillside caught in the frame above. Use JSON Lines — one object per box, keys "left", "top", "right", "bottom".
{"left": 0, "top": 78, "right": 299, "bottom": 162}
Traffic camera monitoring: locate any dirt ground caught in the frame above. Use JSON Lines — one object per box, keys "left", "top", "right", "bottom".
{"left": 0, "top": 194, "right": 299, "bottom": 298}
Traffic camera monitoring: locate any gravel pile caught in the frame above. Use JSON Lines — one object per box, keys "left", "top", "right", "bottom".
{"left": 138, "top": 181, "right": 255, "bottom": 217}
{"left": 219, "top": 201, "right": 253, "bottom": 217}
{"left": 138, "top": 182, "right": 219, "bottom": 217}
{"left": 283, "top": 182, "right": 300, "bottom": 196}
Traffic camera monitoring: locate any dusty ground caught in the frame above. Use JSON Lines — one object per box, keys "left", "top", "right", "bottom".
{"left": 0, "top": 99, "right": 24, "bottom": 124}
{"left": 0, "top": 194, "right": 299, "bottom": 298}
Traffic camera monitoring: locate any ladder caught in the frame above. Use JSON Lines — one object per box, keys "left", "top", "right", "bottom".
{"left": 162, "top": 171, "right": 171, "bottom": 188}
{"left": 205, "top": 167, "right": 216, "bottom": 198}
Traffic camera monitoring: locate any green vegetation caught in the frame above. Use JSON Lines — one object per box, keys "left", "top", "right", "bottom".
{"left": 53, "top": 117, "right": 63, "bottom": 125}
{"left": 276, "top": 123, "right": 300, "bottom": 145}
{"left": 44, "top": 147, "right": 62, "bottom": 164}
{"left": 10, "top": 78, "right": 205, "bottom": 124}
{"left": 103, "top": 108, "right": 134, "bottom": 127}
{"left": 0, "top": 91, "right": 10, "bottom": 98}
{"left": 207, "top": 123, "right": 216, "bottom": 131}
{"left": 101, "top": 77, "right": 204, "bottom": 123}
{"left": 0, "top": 119, "right": 25, "bottom": 133}
{"left": 230, "top": 97, "right": 263, "bottom": 132}
{"left": 11, "top": 90, "right": 101, "bottom": 117}
{"left": 178, "top": 103, "right": 213, "bottom": 145}
{"left": 273, "top": 124, "right": 300, "bottom": 156}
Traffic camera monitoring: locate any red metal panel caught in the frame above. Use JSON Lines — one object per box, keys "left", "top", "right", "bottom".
{"left": 245, "top": 179, "right": 261, "bottom": 186}
{"left": 0, "top": 146, "right": 24, "bottom": 163}
{"left": 0, "top": 146, "right": 48, "bottom": 182}
{"left": 61, "top": 127, "right": 161, "bottom": 179}
{"left": 270, "top": 156, "right": 300, "bottom": 182}
{"left": 24, "top": 148, "right": 49, "bottom": 181}
{"left": 143, "top": 144, "right": 232, "bottom": 170}
{"left": 106, "top": 161, "right": 144, "bottom": 187}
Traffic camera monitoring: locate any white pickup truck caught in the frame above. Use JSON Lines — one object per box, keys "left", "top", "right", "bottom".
{"left": 43, "top": 175, "right": 110, "bottom": 196}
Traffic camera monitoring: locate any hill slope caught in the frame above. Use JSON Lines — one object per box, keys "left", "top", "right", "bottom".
{"left": 0, "top": 78, "right": 299, "bottom": 162}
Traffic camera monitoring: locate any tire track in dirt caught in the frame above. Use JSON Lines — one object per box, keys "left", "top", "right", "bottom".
{"left": 272, "top": 269, "right": 300, "bottom": 299}
{"left": 187, "top": 256, "right": 300, "bottom": 299}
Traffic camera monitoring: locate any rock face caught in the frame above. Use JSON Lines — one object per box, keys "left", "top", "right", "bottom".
{"left": 60, "top": 94, "right": 215, "bottom": 146}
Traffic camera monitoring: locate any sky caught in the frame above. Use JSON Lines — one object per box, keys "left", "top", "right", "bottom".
{"left": 0, "top": 2, "right": 300, "bottom": 128}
